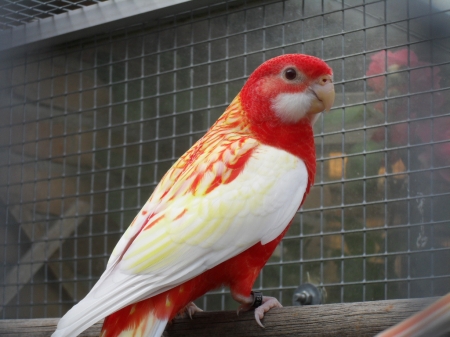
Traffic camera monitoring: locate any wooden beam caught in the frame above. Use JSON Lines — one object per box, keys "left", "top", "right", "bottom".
{"left": 1, "top": 202, "right": 89, "bottom": 310}
{"left": 0, "top": 318, "right": 101, "bottom": 337}
{"left": 8, "top": 205, "right": 91, "bottom": 302}
{"left": 0, "top": 298, "right": 445, "bottom": 336}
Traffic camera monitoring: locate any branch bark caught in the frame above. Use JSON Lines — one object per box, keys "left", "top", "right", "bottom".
{"left": 0, "top": 297, "right": 443, "bottom": 336}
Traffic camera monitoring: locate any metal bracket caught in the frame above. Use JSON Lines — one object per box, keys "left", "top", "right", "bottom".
{"left": 292, "top": 283, "right": 326, "bottom": 306}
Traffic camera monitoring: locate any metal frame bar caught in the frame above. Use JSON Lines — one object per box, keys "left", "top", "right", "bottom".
{"left": 0, "top": 0, "right": 108, "bottom": 29}
{"left": 0, "top": 0, "right": 224, "bottom": 57}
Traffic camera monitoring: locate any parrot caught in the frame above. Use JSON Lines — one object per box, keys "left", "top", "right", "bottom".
{"left": 52, "top": 53, "right": 335, "bottom": 337}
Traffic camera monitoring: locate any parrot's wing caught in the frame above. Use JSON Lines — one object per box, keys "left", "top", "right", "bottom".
{"left": 54, "top": 102, "right": 310, "bottom": 337}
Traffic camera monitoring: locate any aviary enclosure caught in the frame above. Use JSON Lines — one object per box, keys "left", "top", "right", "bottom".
{"left": 0, "top": 0, "right": 449, "bottom": 321}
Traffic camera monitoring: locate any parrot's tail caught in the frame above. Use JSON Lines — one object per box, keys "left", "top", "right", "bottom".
{"left": 100, "top": 299, "right": 169, "bottom": 337}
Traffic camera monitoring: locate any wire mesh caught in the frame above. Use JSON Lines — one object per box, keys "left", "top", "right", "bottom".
{"left": 0, "top": 0, "right": 109, "bottom": 30}
{"left": 0, "top": 0, "right": 449, "bottom": 319}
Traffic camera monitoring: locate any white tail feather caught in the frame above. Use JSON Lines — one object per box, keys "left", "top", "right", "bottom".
{"left": 52, "top": 292, "right": 168, "bottom": 337}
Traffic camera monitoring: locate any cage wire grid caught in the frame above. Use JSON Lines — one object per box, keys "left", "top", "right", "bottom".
{"left": 0, "top": 0, "right": 450, "bottom": 319}
{"left": 0, "top": 0, "right": 109, "bottom": 30}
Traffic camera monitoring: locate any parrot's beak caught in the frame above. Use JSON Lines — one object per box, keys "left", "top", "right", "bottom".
{"left": 308, "top": 74, "right": 335, "bottom": 115}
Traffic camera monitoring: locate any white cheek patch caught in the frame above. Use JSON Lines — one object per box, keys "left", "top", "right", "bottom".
{"left": 271, "top": 91, "right": 315, "bottom": 123}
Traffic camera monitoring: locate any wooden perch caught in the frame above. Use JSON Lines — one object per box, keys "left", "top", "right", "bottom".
{"left": 0, "top": 297, "right": 444, "bottom": 336}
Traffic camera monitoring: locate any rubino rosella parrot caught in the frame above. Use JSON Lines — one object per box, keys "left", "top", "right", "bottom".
{"left": 52, "top": 54, "right": 335, "bottom": 337}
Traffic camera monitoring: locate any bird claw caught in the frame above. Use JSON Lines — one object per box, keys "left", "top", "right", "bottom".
{"left": 177, "top": 302, "right": 203, "bottom": 320}
{"left": 187, "top": 302, "right": 203, "bottom": 319}
{"left": 234, "top": 292, "right": 282, "bottom": 327}
{"left": 253, "top": 296, "right": 282, "bottom": 328}
{"left": 255, "top": 312, "right": 265, "bottom": 328}
{"left": 237, "top": 302, "right": 252, "bottom": 316}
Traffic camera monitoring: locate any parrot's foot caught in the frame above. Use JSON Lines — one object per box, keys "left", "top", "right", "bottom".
{"left": 233, "top": 292, "right": 282, "bottom": 328}
{"left": 176, "top": 302, "right": 203, "bottom": 319}
{"left": 253, "top": 296, "right": 282, "bottom": 328}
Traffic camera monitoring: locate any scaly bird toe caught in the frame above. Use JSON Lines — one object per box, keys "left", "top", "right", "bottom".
{"left": 233, "top": 291, "right": 282, "bottom": 327}
{"left": 253, "top": 296, "right": 283, "bottom": 328}
{"left": 176, "top": 302, "right": 203, "bottom": 320}
{"left": 186, "top": 302, "right": 203, "bottom": 320}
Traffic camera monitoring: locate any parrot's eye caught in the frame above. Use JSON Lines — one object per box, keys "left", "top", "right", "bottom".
{"left": 284, "top": 68, "right": 297, "bottom": 81}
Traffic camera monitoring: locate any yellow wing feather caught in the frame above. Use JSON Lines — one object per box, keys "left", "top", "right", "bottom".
{"left": 108, "top": 96, "right": 258, "bottom": 266}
